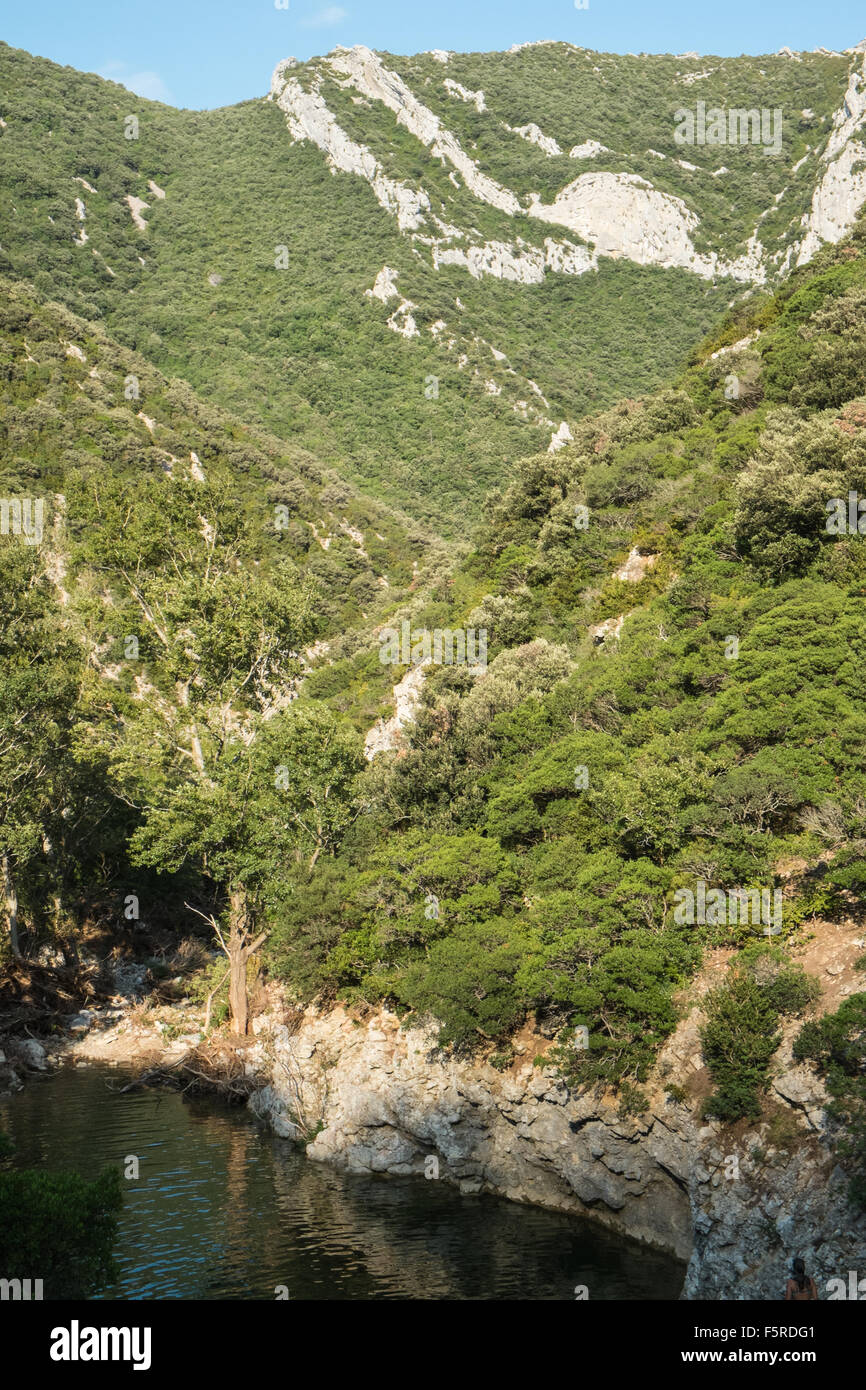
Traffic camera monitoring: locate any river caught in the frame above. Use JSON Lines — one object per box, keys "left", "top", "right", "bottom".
{"left": 0, "top": 1061, "right": 686, "bottom": 1300}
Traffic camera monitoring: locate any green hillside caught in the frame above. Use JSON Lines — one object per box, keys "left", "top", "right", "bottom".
{"left": 1, "top": 39, "right": 866, "bottom": 1197}
{"left": 8, "top": 40, "right": 853, "bottom": 524}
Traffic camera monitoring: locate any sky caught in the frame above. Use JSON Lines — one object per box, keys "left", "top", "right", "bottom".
{"left": 3, "top": 0, "right": 865, "bottom": 110}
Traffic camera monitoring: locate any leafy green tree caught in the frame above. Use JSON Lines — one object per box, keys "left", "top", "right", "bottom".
{"left": 0, "top": 540, "right": 81, "bottom": 958}
{"left": 68, "top": 467, "right": 366, "bottom": 1033}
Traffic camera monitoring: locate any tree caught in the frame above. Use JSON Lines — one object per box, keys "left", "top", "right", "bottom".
{"left": 67, "top": 467, "right": 325, "bottom": 1034}
{"left": 0, "top": 540, "right": 80, "bottom": 958}
{"left": 130, "top": 703, "right": 365, "bottom": 1035}
{"left": 68, "top": 466, "right": 349, "bottom": 1033}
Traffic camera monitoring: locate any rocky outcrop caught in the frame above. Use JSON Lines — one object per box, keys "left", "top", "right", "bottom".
{"left": 327, "top": 46, "right": 521, "bottom": 217}
{"left": 244, "top": 987, "right": 866, "bottom": 1300}
{"left": 614, "top": 547, "right": 658, "bottom": 583}
{"left": 269, "top": 65, "right": 430, "bottom": 232}
{"left": 270, "top": 44, "right": 866, "bottom": 289}
{"left": 364, "top": 661, "right": 428, "bottom": 758}
{"left": 797, "top": 55, "right": 866, "bottom": 264}
{"left": 444, "top": 79, "right": 486, "bottom": 114}
{"left": 507, "top": 122, "right": 562, "bottom": 157}
{"left": 528, "top": 172, "right": 765, "bottom": 283}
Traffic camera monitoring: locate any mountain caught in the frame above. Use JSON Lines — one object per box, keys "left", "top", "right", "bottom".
{"left": 3, "top": 38, "right": 866, "bottom": 525}
{"left": 1, "top": 35, "right": 866, "bottom": 1266}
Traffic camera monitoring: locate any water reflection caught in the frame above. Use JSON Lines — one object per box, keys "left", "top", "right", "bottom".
{"left": 0, "top": 1063, "right": 685, "bottom": 1300}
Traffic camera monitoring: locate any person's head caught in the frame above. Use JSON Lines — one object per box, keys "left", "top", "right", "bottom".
{"left": 792, "top": 1258, "right": 806, "bottom": 1278}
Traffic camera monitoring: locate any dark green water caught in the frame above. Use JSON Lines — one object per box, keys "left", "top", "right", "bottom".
{"left": 0, "top": 1061, "right": 685, "bottom": 1300}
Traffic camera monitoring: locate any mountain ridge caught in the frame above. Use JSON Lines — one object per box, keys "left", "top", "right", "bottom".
{"left": 6, "top": 38, "right": 866, "bottom": 524}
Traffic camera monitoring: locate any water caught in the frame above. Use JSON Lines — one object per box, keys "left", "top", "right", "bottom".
{"left": 0, "top": 1062, "right": 686, "bottom": 1300}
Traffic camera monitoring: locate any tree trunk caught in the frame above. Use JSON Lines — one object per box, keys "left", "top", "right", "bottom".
{"left": 2, "top": 855, "right": 20, "bottom": 958}
{"left": 227, "top": 889, "right": 249, "bottom": 1037}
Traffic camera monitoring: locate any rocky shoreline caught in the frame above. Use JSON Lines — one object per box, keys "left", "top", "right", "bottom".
{"left": 3, "top": 923, "right": 864, "bottom": 1301}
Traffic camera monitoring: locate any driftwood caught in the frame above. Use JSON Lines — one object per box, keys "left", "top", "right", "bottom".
{"left": 111, "top": 1038, "right": 258, "bottom": 1103}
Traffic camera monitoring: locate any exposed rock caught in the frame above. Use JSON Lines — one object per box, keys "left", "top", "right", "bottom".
{"left": 7, "top": 1038, "right": 48, "bottom": 1071}
{"left": 364, "top": 661, "right": 428, "bottom": 758}
{"left": 569, "top": 140, "right": 609, "bottom": 159}
{"left": 365, "top": 265, "right": 401, "bottom": 303}
{"left": 272, "top": 65, "right": 430, "bottom": 232}
{"left": 124, "top": 195, "right": 150, "bottom": 230}
{"left": 242, "top": 996, "right": 866, "bottom": 1298}
{"left": 589, "top": 614, "right": 624, "bottom": 645}
{"left": 797, "top": 55, "right": 866, "bottom": 264}
{"left": 614, "top": 547, "right": 658, "bottom": 583}
{"left": 444, "top": 79, "right": 486, "bottom": 113}
{"left": 528, "top": 172, "right": 765, "bottom": 283}
{"left": 548, "top": 421, "right": 573, "bottom": 453}
{"left": 327, "top": 46, "right": 521, "bottom": 217}
{"left": 508, "top": 122, "right": 562, "bottom": 157}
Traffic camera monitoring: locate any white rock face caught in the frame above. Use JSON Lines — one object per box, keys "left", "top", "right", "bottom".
{"left": 509, "top": 122, "right": 562, "bottom": 156}
{"left": 548, "top": 421, "right": 573, "bottom": 452}
{"left": 365, "top": 265, "right": 401, "bottom": 303}
{"left": 433, "top": 238, "right": 545, "bottom": 284}
{"left": 73, "top": 176, "right": 97, "bottom": 194}
{"left": 326, "top": 46, "right": 521, "bottom": 217}
{"left": 431, "top": 234, "right": 597, "bottom": 285}
{"left": 614, "top": 547, "right": 658, "bottom": 582}
{"left": 443, "top": 79, "right": 486, "bottom": 113}
{"left": 528, "top": 171, "right": 764, "bottom": 282}
{"left": 569, "top": 140, "right": 609, "bottom": 159}
{"left": 147, "top": 179, "right": 166, "bottom": 199}
{"left": 365, "top": 266, "right": 419, "bottom": 335}
{"left": 364, "top": 662, "right": 428, "bottom": 758}
{"left": 273, "top": 69, "right": 430, "bottom": 231}
{"left": 387, "top": 301, "right": 420, "bottom": 338}
{"left": 797, "top": 57, "right": 866, "bottom": 264}
{"left": 679, "top": 68, "right": 715, "bottom": 85}
{"left": 124, "top": 195, "right": 150, "bottom": 230}
{"left": 544, "top": 236, "right": 597, "bottom": 275}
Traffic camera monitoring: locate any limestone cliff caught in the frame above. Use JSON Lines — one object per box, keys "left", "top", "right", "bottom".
{"left": 244, "top": 926, "right": 866, "bottom": 1300}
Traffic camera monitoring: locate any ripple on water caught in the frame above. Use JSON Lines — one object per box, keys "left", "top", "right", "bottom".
{"left": 0, "top": 1062, "right": 685, "bottom": 1300}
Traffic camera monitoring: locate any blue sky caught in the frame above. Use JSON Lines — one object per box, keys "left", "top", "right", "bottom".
{"left": 4, "top": 0, "right": 865, "bottom": 109}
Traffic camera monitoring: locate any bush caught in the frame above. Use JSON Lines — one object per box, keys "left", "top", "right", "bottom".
{"left": 0, "top": 1144, "right": 122, "bottom": 1298}
{"left": 701, "top": 946, "right": 817, "bottom": 1122}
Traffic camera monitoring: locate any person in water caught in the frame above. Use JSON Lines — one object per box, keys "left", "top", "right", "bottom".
{"left": 785, "top": 1257, "right": 818, "bottom": 1300}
